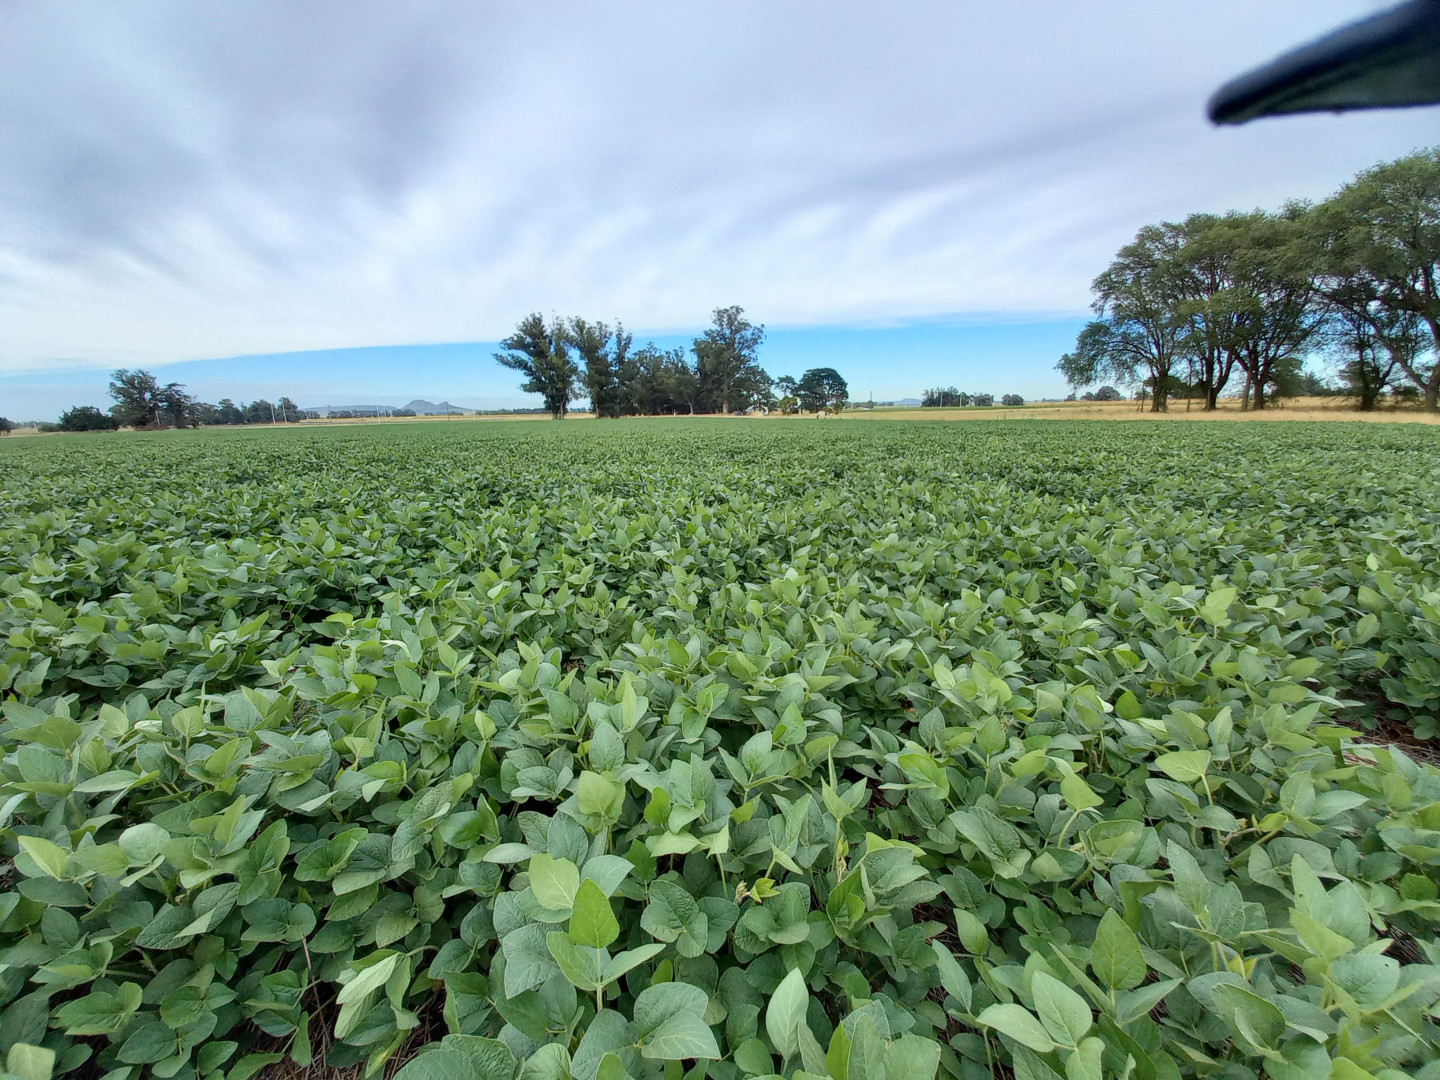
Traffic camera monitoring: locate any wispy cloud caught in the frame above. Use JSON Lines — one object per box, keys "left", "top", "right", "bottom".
{"left": 0, "top": 0, "right": 1426, "bottom": 374}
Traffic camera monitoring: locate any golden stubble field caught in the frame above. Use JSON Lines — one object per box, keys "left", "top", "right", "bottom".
{"left": 8, "top": 396, "right": 1439, "bottom": 435}
{"left": 841, "top": 397, "right": 1440, "bottom": 424}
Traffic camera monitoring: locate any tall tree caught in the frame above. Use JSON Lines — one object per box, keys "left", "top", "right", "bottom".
{"left": 494, "top": 313, "right": 580, "bottom": 419}
{"left": 159, "top": 383, "right": 195, "bottom": 428}
{"left": 1308, "top": 150, "right": 1440, "bottom": 411}
{"left": 277, "top": 396, "right": 300, "bottom": 423}
{"left": 796, "top": 367, "right": 848, "bottom": 413}
{"left": 1225, "top": 210, "right": 1323, "bottom": 411}
{"left": 694, "top": 306, "right": 767, "bottom": 414}
{"left": 108, "top": 369, "right": 192, "bottom": 428}
{"left": 108, "top": 369, "right": 164, "bottom": 428}
{"left": 1173, "top": 214, "right": 1248, "bottom": 410}
{"left": 1058, "top": 225, "right": 1187, "bottom": 411}
{"left": 567, "top": 319, "right": 631, "bottom": 419}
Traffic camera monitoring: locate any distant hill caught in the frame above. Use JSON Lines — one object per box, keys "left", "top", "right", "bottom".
{"left": 896, "top": 398, "right": 922, "bottom": 406}
{"left": 303, "top": 400, "right": 473, "bottom": 416}
{"left": 403, "top": 399, "right": 471, "bottom": 415}
{"left": 305, "top": 404, "right": 398, "bottom": 416}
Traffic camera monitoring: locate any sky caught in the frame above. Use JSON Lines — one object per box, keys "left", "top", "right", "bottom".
{"left": 1, "top": 1, "right": 1434, "bottom": 420}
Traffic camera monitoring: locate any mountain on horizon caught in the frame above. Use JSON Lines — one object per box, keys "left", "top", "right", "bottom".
{"left": 402, "top": 399, "right": 471, "bottom": 415}
{"left": 303, "top": 400, "right": 473, "bottom": 416}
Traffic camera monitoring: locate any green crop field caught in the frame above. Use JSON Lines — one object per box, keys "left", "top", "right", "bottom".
{"left": 2, "top": 419, "right": 1439, "bottom": 1080}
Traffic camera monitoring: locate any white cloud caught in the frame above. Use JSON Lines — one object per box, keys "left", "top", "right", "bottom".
{"left": 0, "top": 0, "right": 1428, "bottom": 373}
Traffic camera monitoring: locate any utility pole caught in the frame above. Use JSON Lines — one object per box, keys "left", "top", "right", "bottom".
{"left": 270, "top": 401, "right": 277, "bottom": 427}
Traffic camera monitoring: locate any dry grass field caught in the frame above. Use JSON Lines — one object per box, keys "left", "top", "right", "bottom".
{"left": 844, "top": 396, "right": 1440, "bottom": 423}
{"left": 8, "top": 395, "right": 1438, "bottom": 436}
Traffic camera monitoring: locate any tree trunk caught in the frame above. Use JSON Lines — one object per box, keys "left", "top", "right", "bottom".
{"left": 1252, "top": 381, "right": 1266, "bottom": 411}
{"left": 1426, "top": 380, "right": 1439, "bottom": 413}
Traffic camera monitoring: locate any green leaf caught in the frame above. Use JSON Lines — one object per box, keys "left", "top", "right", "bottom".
{"left": 547, "top": 931, "right": 603, "bottom": 991}
{"left": 932, "top": 943, "right": 972, "bottom": 1011}
{"left": 633, "top": 981, "right": 719, "bottom": 1060}
{"left": 1060, "top": 773, "right": 1102, "bottom": 811}
{"left": 54, "top": 983, "right": 142, "bottom": 1035}
{"left": 885, "top": 1034, "right": 940, "bottom": 1079}
{"left": 1032, "top": 973, "right": 1092, "bottom": 1048}
{"left": 529, "top": 853, "right": 581, "bottom": 914}
{"left": 577, "top": 771, "right": 623, "bottom": 820}
{"left": 637, "top": 1009, "right": 719, "bottom": 1061}
{"left": 394, "top": 1037, "right": 517, "bottom": 1080}
{"left": 1090, "top": 909, "right": 1145, "bottom": 991}
{"left": 1152, "top": 750, "right": 1211, "bottom": 784}
{"left": 766, "top": 967, "right": 808, "bottom": 1060}
{"left": 975, "top": 1003, "right": 1055, "bottom": 1052}
{"left": 1210, "top": 983, "right": 1285, "bottom": 1052}
{"left": 336, "top": 952, "right": 400, "bottom": 1006}
{"left": 16, "top": 836, "right": 68, "bottom": 880}
{"left": 570, "top": 878, "right": 620, "bottom": 949}
{"left": 5, "top": 1043, "right": 55, "bottom": 1080}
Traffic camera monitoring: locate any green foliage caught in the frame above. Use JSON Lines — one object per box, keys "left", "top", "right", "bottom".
{"left": 795, "top": 368, "right": 848, "bottom": 414}
{"left": 55, "top": 406, "right": 118, "bottom": 432}
{"left": 1, "top": 418, "right": 1439, "bottom": 1080}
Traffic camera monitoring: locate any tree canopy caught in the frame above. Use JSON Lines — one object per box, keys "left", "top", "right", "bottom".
{"left": 494, "top": 314, "right": 581, "bottom": 420}
{"left": 1060, "top": 148, "right": 1440, "bottom": 412}
{"left": 795, "top": 367, "right": 848, "bottom": 413}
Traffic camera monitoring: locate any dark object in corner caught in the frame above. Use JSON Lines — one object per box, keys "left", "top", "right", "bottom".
{"left": 1209, "top": 0, "right": 1440, "bottom": 124}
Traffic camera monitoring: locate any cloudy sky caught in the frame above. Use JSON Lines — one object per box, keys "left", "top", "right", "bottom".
{"left": 1, "top": 1, "right": 1432, "bottom": 417}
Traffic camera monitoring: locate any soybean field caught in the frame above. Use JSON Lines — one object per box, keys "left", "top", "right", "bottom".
{"left": 1, "top": 418, "right": 1439, "bottom": 1080}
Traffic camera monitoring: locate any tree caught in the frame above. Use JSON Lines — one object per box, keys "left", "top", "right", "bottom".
{"left": 58, "top": 405, "right": 119, "bottom": 432}
{"left": 1058, "top": 225, "right": 1187, "bottom": 411}
{"left": 494, "top": 313, "right": 580, "bottom": 419}
{"left": 108, "top": 369, "right": 163, "bottom": 427}
{"left": 1308, "top": 150, "right": 1440, "bottom": 411}
{"left": 971, "top": 393, "right": 995, "bottom": 407}
{"left": 1173, "top": 214, "right": 1247, "bottom": 410}
{"left": 277, "top": 396, "right": 300, "bottom": 423}
{"left": 567, "top": 319, "right": 631, "bottom": 419}
{"left": 106, "top": 369, "right": 193, "bottom": 428}
{"left": 694, "top": 306, "right": 766, "bottom": 414}
{"left": 1325, "top": 303, "right": 1419, "bottom": 409}
{"left": 0, "top": 417, "right": 13, "bottom": 435}
{"left": 1001, "top": 394, "right": 1024, "bottom": 406}
{"left": 160, "top": 383, "right": 195, "bottom": 428}
{"left": 922, "top": 387, "right": 967, "bottom": 407}
{"left": 796, "top": 367, "right": 848, "bottom": 413}
{"left": 773, "top": 375, "right": 800, "bottom": 414}
{"left": 1224, "top": 210, "right": 1323, "bottom": 411}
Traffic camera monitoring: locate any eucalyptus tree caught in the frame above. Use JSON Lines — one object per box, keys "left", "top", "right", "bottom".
{"left": 567, "top": 318, "right": 632, "bottom": 419}
{"left": 694, "top": 306, "right": 767, "bottom": 414}
{"left": 1308, "top": 149, "right": 1440, "bottom": 411}
{"left": 1058, "top": 224, "right": 1187, "bottom": 411}
{"left": 494, "top": 313, "right": 580, "bottom": 419}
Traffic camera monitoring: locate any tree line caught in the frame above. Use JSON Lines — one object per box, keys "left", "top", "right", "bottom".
{"left": 493, "top": 305, "right": 849, "bottom": 418}
{"left": 47, "top": 370, "right": 318, "bottom": 432}
{"left": 1059, "top": 148, "right": 1440, "bottom": 412}
{"left": 920, "top": 389, "right": 1027, "bottom": 407}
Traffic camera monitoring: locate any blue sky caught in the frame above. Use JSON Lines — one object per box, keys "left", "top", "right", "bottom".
{"left": 1, "top": 2, "right": 1432, "bottom": 420}
{"left": 3, "top": 316, "right": 1087, "bottom": 419}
